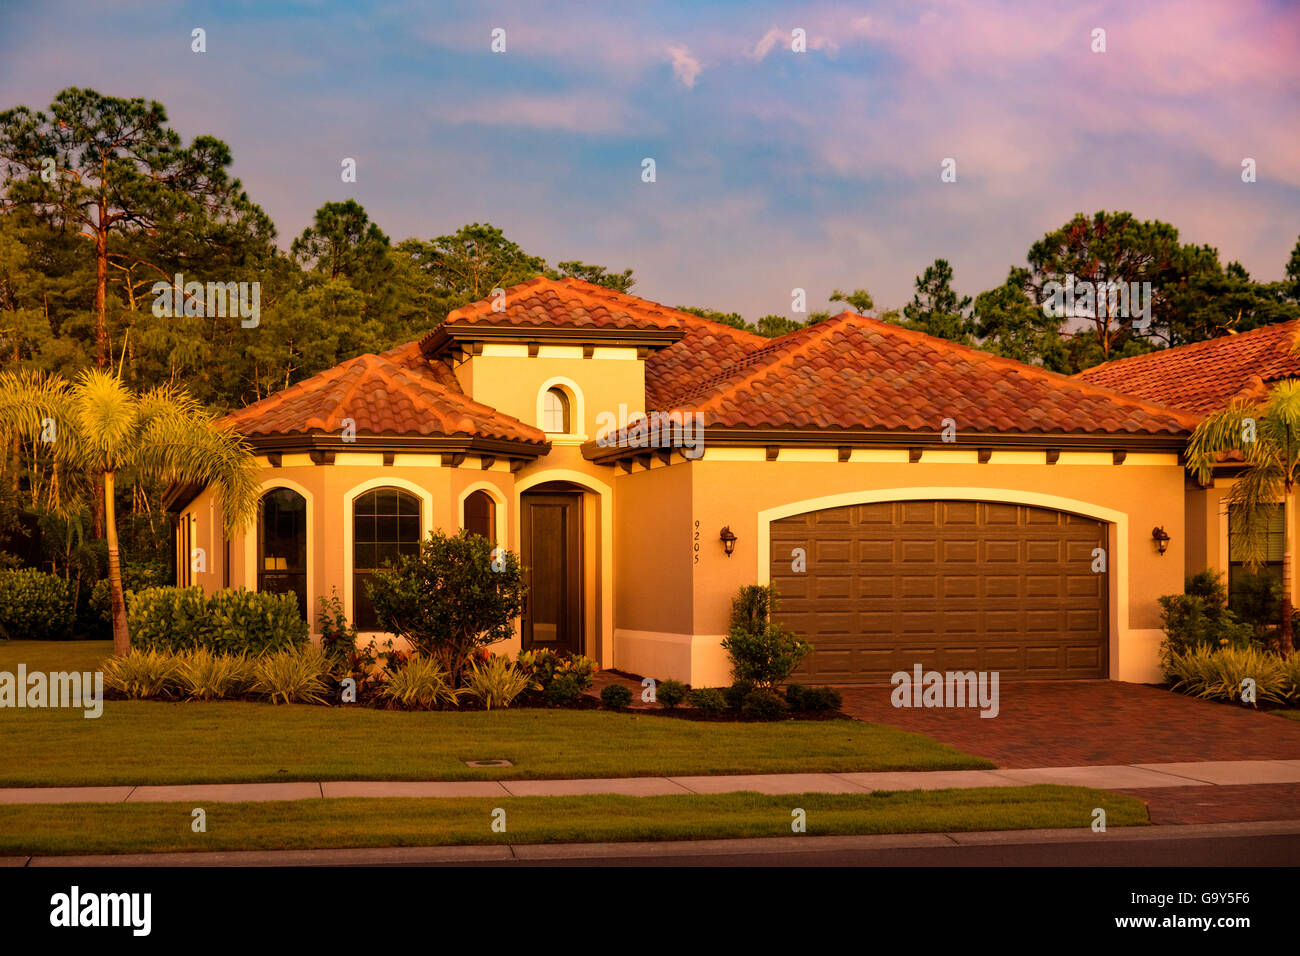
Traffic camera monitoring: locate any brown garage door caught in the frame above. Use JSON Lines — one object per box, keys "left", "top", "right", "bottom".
{"left": 770, "top": 500, "right": 1108, "bottom": 682}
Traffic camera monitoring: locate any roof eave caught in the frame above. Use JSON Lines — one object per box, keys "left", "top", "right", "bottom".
{"left": 584, "top": 425, "right": 1189, "bottom": 465}
{"left": 419, "top": 323, "right": 685, "bottom": 359}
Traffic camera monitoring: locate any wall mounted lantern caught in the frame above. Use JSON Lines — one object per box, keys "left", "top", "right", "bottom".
{"left": 1151, "top": 526, "right": 1171, "bottom": 556}
{"left": 719, "top": 526, "right": 738, "bottom": 557}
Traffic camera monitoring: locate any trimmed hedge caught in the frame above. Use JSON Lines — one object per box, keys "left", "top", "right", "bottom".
{"left": 0, "top": 569, "right": 74, "bottom": 640}
{"left": 126, "top": 586, "right": 308, "bottom": 654}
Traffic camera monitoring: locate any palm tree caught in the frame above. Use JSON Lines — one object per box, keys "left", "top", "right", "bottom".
{"left": 1185, "top": 381, "right": 1300, "bottom": 655}
{"left": 0, "top": 369, "right": 260, "bottom": 654}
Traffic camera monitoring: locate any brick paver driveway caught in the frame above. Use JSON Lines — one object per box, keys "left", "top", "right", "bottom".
{"left": 838, "top": 681, "right": 1300, "bottom": 768}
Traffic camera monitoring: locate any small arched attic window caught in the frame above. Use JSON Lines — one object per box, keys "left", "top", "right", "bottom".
{"left": 542, "top": 386, "right": 571, "bottom": 434}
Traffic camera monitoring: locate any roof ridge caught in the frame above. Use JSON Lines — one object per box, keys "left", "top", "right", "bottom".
{"left": 671, "top": 315, "right": 853, "bottom": 410}
{"left": 325, "top": 354, "right": 383, "bottom": 428}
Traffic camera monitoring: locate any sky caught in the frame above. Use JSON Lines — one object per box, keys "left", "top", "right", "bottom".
{"left": 2, "top": 0, "right": 1297, "bottom": 318}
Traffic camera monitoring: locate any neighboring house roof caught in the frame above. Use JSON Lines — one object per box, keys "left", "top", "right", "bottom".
{"left": 1074, "top": 319, "right": 1300, "bottom": 417}
{"left": 660, "top": 313, "right": 1199, "bottom": 437}
{"left": 219, "top": 349, "right": 546, "bottom": 448}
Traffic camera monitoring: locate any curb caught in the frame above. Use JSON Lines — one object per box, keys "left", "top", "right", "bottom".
{"left": 9, "top": 819, "right": 1300, "bottom": 867}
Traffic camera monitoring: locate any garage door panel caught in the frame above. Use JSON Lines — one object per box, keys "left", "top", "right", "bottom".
{"left": 773, "top": 499, "right": 1107, "bottom": 682}
{"left": 983, "top": 540, "right": 1023, "bottom": 563}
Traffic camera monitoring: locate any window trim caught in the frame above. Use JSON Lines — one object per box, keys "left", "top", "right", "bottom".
{"left": 459, "top": 482, "right": 507, "bottom": 544}
{"left": 256, "top": 486, "right": 310, "bottom": 619}
{"left": 342, "top": 478, "right": 435, "bottom": 635}
{"left": 535, "top": 377, "right": 586, "bottom": 442}
{"left": 243, "top": 479, "right": 315, "bottom": 628}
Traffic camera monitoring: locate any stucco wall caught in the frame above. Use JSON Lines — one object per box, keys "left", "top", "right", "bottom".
{"left": 180, "top": 442, "right": 1190, "bottom": 688}
{"left": 673, "top": 449, "right": 1186, "bottom": 685}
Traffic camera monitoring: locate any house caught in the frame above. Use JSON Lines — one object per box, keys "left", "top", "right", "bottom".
{"left": 1076, "top": 319, "right": 1300, "bottom": 608}
{"left": 170, "top": 277, "right": 1202, "bottom": 685}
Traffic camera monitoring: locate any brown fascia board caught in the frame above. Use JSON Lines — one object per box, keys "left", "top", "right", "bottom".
{"left": 162, "top": 480, "right": 205, "bottom": 513}
{"left": 165, "top": 434, "right": 548, "bottom": 512}
{"left": 583, "top": 426, "right": 1188, "bottom": 464}
{"left": 241, "top": 432, "right": 550, "bottom": 458}
{"left": 419, "top": 323, "right": 685, "bottom": 359}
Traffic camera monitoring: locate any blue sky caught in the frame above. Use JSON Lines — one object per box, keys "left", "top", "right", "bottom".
{"left": 2, "top": 0, "right": 1297, "bottom": 317}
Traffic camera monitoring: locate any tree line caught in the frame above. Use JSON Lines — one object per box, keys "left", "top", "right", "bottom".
{"left": 1, "top": 87, "right": 1299, "bottom": 602}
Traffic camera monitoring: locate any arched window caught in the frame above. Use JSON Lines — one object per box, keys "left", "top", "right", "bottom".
{"left": 464, "top": 490, "right": 497, "bottom": 542}
{"left": 353, "top": 488, "right": 422, "bottom": 630}
{"left": 258, "top": 488, "right": 307, "bottom": 618}
{"left": 542, "top": 387, "right": 570, "bottom": 433}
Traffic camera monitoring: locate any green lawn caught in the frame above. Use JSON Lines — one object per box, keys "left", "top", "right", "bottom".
{"left": 1274, "top": 709, "right": 1300, "bottom": 722}
{"left": 2, "top": 639, "right": 111, "bottom": 672}
{"left": 0, "top": 640, "right": 991, "bottom": 786}
{"left": 0, "top": 786, "right": 1148, "bottom": 856}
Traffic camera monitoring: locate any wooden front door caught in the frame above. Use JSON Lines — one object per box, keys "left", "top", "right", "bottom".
{"left": 521, "top": 492, "right": 583, "bottom": 655}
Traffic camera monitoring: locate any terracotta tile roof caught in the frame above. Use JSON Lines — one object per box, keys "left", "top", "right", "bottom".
{"left": 1073, "top": 320, "right": 1300, "bottom": 417}
{"left": 419, "top": 275, "right": 767, "bottom": 405}
{"left": 661, "top": 313, "right": 1199, "bottom": 436}
{"left": 422, "top": 276, "right": 685, "bottom": 343}
{"left": 221, "top": 348, "right": 545, "bottom": 446}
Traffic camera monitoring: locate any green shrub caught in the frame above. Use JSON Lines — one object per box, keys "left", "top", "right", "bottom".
{"left": 1283, "top": 653, "right": 1300, "bottom": 705}
{"left": 516, "top": 648, "right": 598, "bottom": 691}
{"left": 786, "top": 684, "right": 843, "bottom": 713}
{"left": 317, "top": 589, "right": 359, "bottom": 664}
{"left": 379, "top": 656, "right": 461, "bottom": 710}
{"left": 206, "top": 589, "right": 308, "bottom": 654}
{"left": 741, "top": 687, "right": 789, "bottom": 721}
{"left": 600, "top": 683, "right": 634, "bottom": 711}
{"left": 464, "top": 656, "right": 532, "bottom": 710}
{"left": 1158, "top": 569, "right": 1255, "bottom": 675}
{"left": 0, "top": 568, "right": 74, "bottom": 640}
{"left": 102, "top": 649, "right": 180, "bottom": 700}
{"left": 1167, "top": 645, "right": 1287, "bottom": 707}
{"left": 125, "top": 586, "right": 209, "bottom": 649}
{"left": 367, "top": 530, "right": 526, "bottom": 685}
{"left": 174, "top": 648, "right": 253, "bottom": 701}
{"left": 720, "top": 584, "right": 811, "bottom": 689}
{"left": 89, "top": 561, "right": 170, "bottom": 625}
{"left": 657, "top": 678, "right": 688, "bottom": 709}
{"left": 724, "top": 681, "right": 755, "bottom": 711}
{"left": 1229, "top": 570, "right": 1282, "bottom": 643}
{"left": 127, "top": 586, "right": 307, "bottom": 655}
{"left": 544, "top": 674, "right": 583, "bottom": 707}
{"left": 251, "top": 645, "right": 330, "bottom": 705}
{"left": 687, "top": 687, "right": 727, "bottom": 716}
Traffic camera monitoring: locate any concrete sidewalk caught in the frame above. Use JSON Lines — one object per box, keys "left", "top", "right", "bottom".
{"left": 3, "top": 759, "right": 1299, "bottom": 805}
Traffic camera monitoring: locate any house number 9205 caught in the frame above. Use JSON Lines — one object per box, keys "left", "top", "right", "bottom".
{"left": 693, "top": 519, "right": 700, "bottom": 565}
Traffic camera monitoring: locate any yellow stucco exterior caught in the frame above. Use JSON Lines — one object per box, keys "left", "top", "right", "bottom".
{"left": 179, "top": 336, "right": 1192, "bottom": 686}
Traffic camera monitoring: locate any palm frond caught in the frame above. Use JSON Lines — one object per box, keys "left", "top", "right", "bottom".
{"left": 71, "top": 369, "right": 136, "bottom": 471}
{"left": 1185, "top": 397, "right": 1260, "bottom": 485}
{"left": 133, "top": 404, "right": 261, "bottom": 535}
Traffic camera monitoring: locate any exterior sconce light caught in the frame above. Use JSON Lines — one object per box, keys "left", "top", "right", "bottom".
{"left": 1151, "top": 526, "right": 1171, "bottom": 556}
{"left": 719, "top": 526, "right": 738, "bottom": 557}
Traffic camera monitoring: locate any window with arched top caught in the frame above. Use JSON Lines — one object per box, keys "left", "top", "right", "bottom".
{"left": 542, "top": 387, "right": 571, "bottom": 433}
{"left": 464, "top": 490, "right": 497, "bottom": 543}
{"left": 352, "top": 487, "right": 422, "bottom": 630}
{"left": 258, "top": 488, "right": 307, "bottom": 618}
